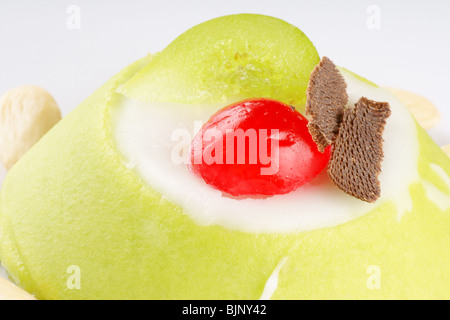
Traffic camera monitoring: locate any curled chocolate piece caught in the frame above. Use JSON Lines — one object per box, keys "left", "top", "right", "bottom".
{"left": 305, "top": 57, "right": 392, "bottom": 202}
{"left": 328, "top": 97, "right": 391, "bottom": 203}
{"left": 306, "top": 57, "right": 348, "bottom": 152}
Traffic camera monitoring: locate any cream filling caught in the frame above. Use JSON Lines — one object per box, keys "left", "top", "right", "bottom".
{"left": 423, "top": 163, "right": 450, "bottom": 212}
{"left": 259, "top": 257, "right": 288, "bottom": 300}
{"left": 112, "top": 70, "right": 420, "bottom": 233}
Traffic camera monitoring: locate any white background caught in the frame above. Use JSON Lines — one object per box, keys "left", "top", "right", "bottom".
{"left": 0, "top": 0, "right": 449, "bottom": 157}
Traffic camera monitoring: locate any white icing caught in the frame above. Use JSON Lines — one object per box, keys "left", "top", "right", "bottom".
{"left": 423, "top": 182, "right": 450, "bottom": 211}
{"left": 429, "top": 163, "right": 450, "bottom": 189}
{"left": 423, "top": 164, "right": 450, "bottom": 212}
{"left": 259, "top": 257, "right": 287, "bottom": 300}
{"left": 396, "top": 187, "right": 414, "bottom": 222}
{"left": 112, "top": 69, "right": 420, "bottom": 233}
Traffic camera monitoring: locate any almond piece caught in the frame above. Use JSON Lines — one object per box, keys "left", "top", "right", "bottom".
{"left": 442, "top": 145, "right": 450, "bottom": 158}
{"left": 0, "top": 277, "right": 36, "bottom": 300}
{"left": 385, "top": 87, "right": 440, "bottom": 130}
{"left": 0, "top": 86, "right": 62, "bottom": 170}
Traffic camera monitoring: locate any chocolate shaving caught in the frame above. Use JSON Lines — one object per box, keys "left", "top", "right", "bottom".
{"left": 328, "top": 97, "right": 391, "bottom": 203}
{"left": 305, "top": 57, "right": 391, "bottom": 203}
{"left": 306, "top": 57, "right": 348, "bottom": 152}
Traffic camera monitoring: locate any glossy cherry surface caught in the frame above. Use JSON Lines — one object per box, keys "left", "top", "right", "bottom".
{"left": 189, "top": 98, "right": 331, "bottom": 196}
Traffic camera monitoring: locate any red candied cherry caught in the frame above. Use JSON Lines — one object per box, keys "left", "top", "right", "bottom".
{"left": 189, "top": 98, "right": 331, "bottom": 196}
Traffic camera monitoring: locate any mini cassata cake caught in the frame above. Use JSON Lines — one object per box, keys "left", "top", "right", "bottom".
{"left": 0, "top": 14, "right": 449, "bottom": 299}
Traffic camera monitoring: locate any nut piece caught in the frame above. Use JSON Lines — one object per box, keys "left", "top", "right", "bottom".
{"left": 0, "top": 277, "right": 36, "bottom": 300}
{"left": 442, "top": 145, "right": 450, "bottom": 158}
{"left": 385, "top": 87, "right": 441, "bottom": 130}
{"left": 0, "top": 86, "right": 61, "bottom": 170}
